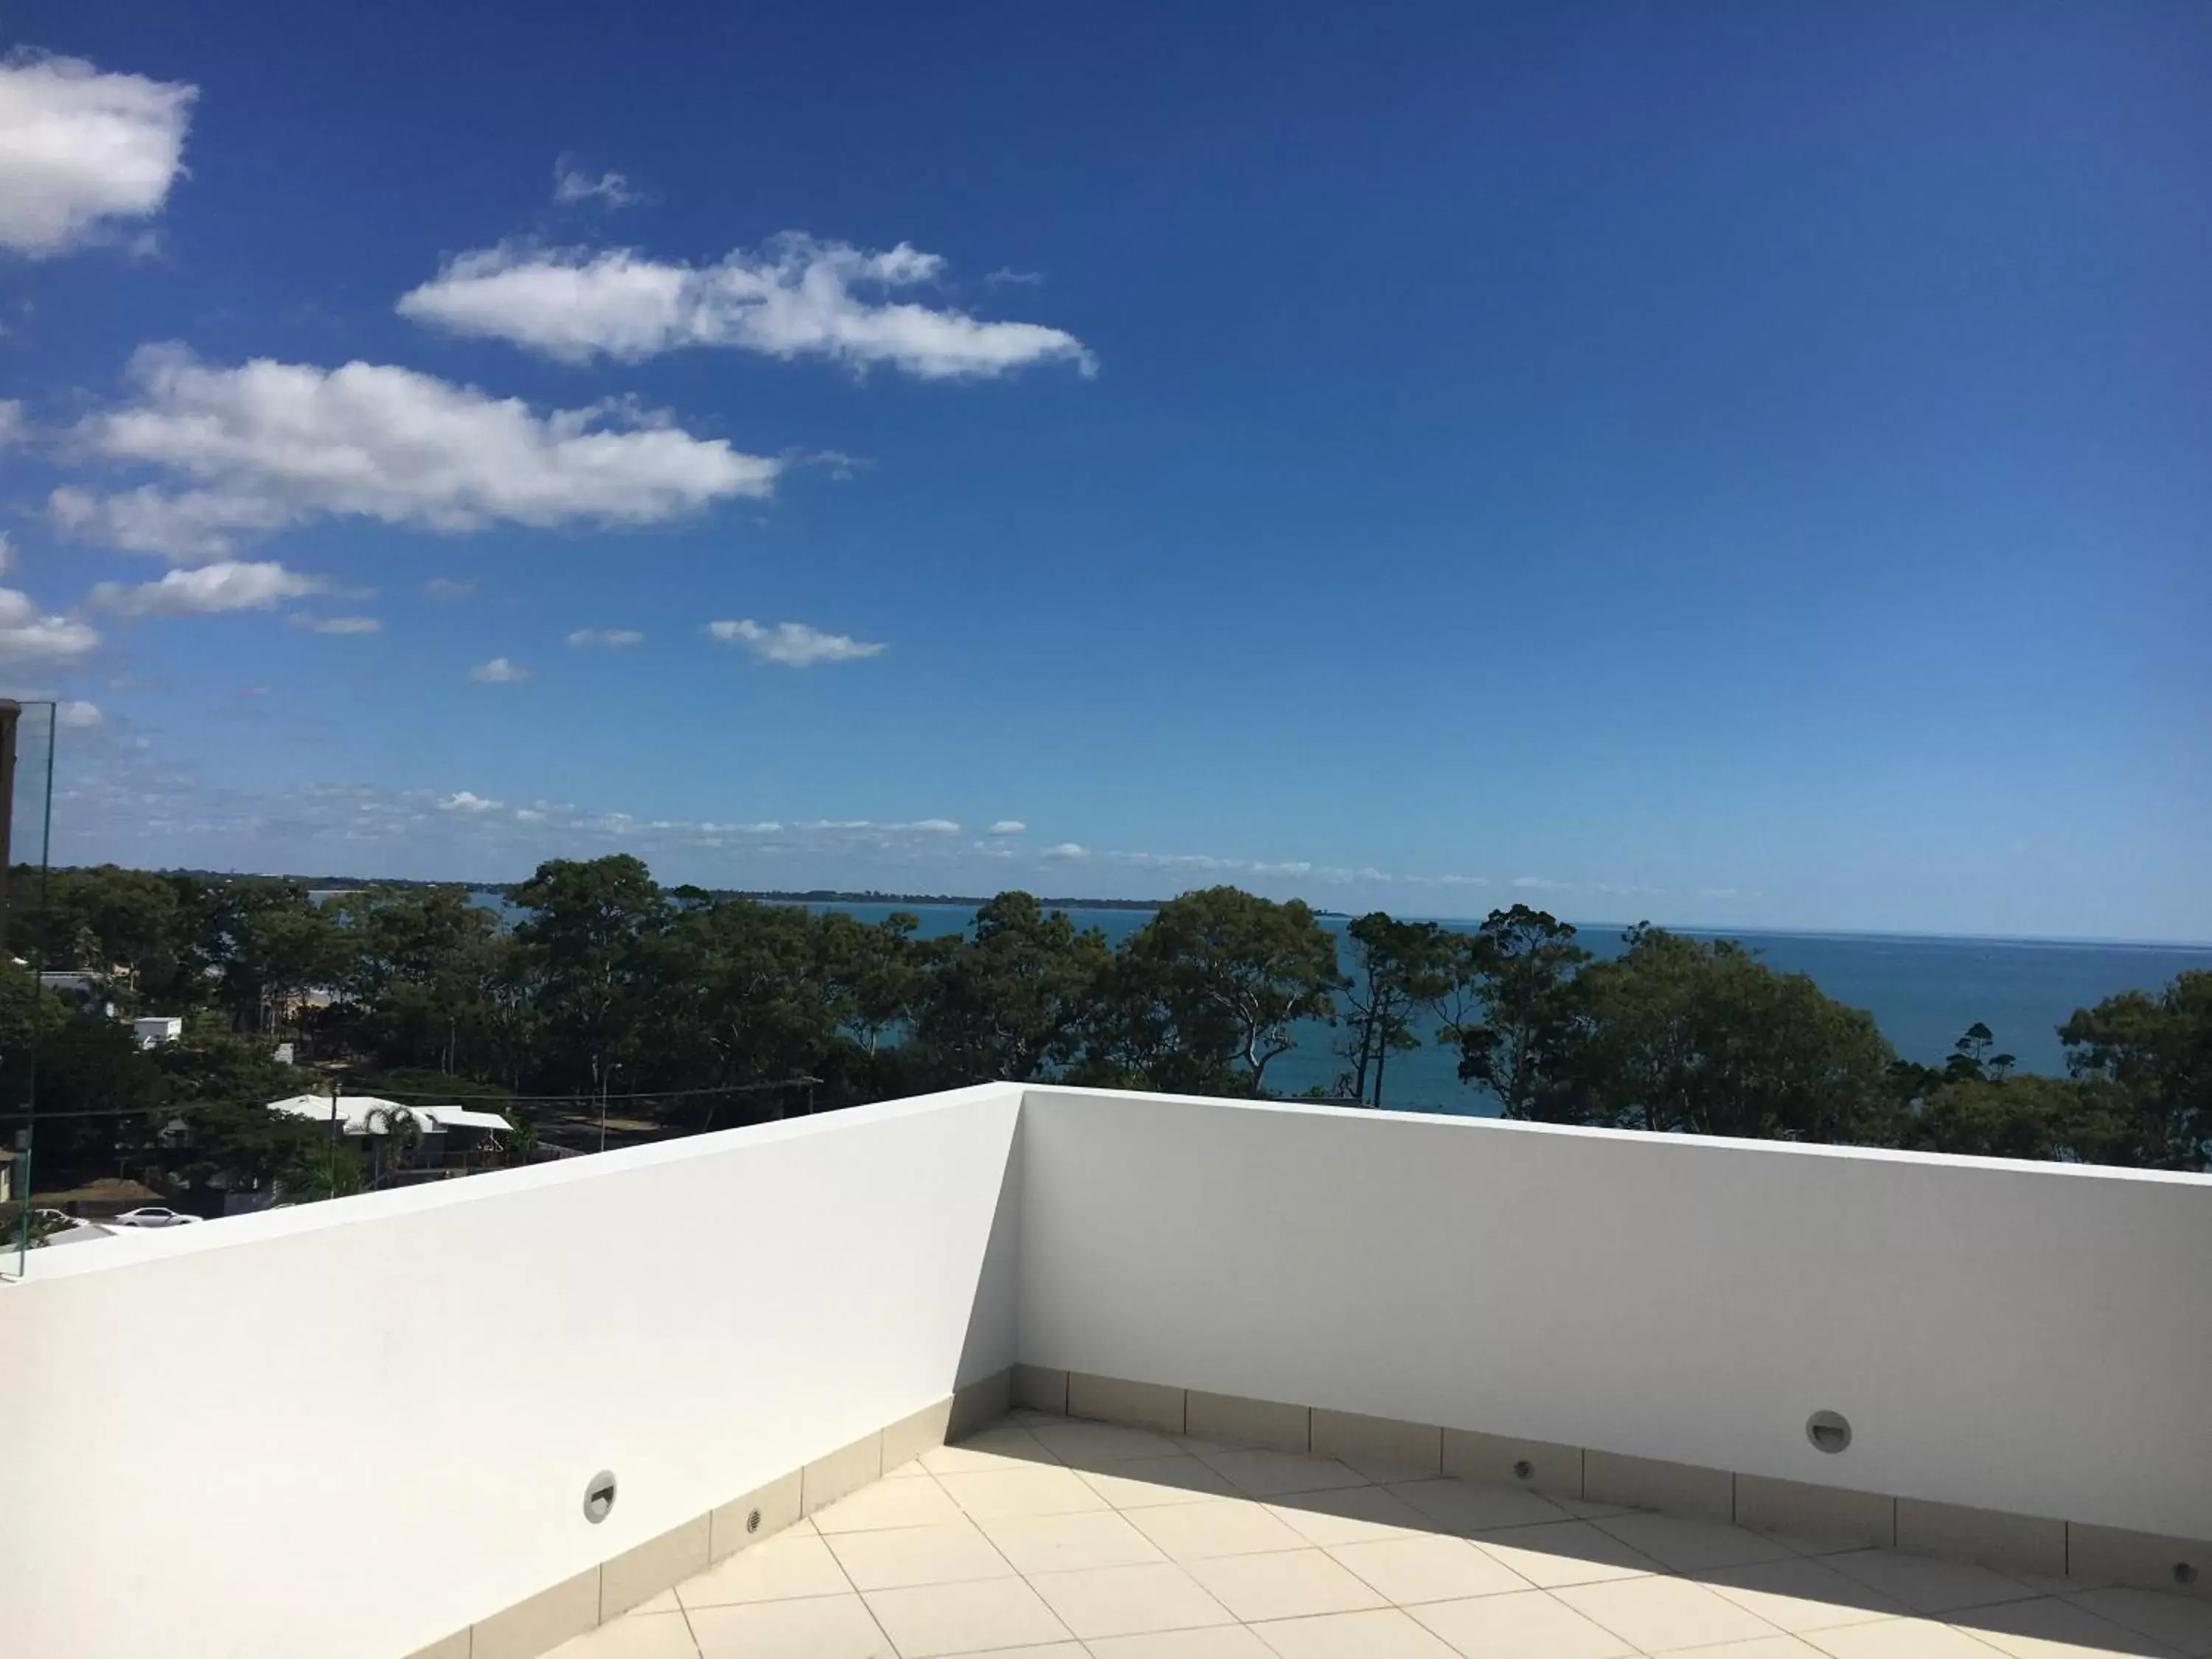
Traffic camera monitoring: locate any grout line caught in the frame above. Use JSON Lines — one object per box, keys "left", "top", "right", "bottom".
{"left": 669, "top": 1587, "right": 704, "bottom": 1659}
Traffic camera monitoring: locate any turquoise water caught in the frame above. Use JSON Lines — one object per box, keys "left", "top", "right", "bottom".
{"left": 472, "top": 894, "right": 2210, "bottom": 1113}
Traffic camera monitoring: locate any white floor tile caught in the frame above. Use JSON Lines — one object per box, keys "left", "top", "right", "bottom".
{"left": 678, "top": 1531, "right": 852, "bottom": 1608}
{"left": 1026, "top": 1561, "right": 1239, "bottom": 1640}
{"left": 687, "top": 1593, "right": 891, "bottom": 1659}
{"left": 1470, "top": 1521, "right": 1660, "bottom": 1588}
{"left": 1184, "top": 1548, "right": 1391, "bottom": 1621}
{"left": 1823, "top": 1550, "right": 2042, "bottom": 1615}
{"left": 1328, "top": 1534, "right": 1534, "bottom": 1605}
{"left": 1553, "top": 1574, "right": 1784, "bottom": 1651}
{"left": 863, "top": 1576, "right": 1074, "bottom": 1658}
{"left": 1251, "top": 1607, "right": 1466, "bottom": 1658}
{"left": 1127, "top": 1499, "right": 1312, "bottom": 1561}
{"left": 1408, "top": 1590, "right": 1639, "bottom": 1658}
{"left": 825, "top": 1518, "right": 1019, "bottom": 1592}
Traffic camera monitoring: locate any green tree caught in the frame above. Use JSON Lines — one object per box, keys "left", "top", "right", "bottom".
{"left": 914, "top": 893, "right": 1110, "bottom": 1083}
{"left": 1338, "top": 913, "right": 1455, "bottom": 1107}
{"left": 820, "top": 910, "right": 927, "bottom": 1057}
{"left": 1879, "top": 1028, "right": 2137, "bottom": 1164}
{"left": 329, "top": 886, "right": 505, "bottom": 1073}
{"left": 630, "top": 897, "right": 844, "bottom": 1125}
{"left": 2059, "top": 971, "right": 2211, "bottom": 1169}
{"left": 189, "top": 879, "right": 344, "bottom": 1034}
{"left": 0, "top": 959, "right": 171, "bottom": 1186}
{"left": 1561, "top": 925, "right": 1894, "bottom": 1141}
{"left": 1107, "top": 888, "right": 1340, "bottom": 1095}
{"left": 512, "top": 856, "right": 669, "bottom": 1096}
{"left": 1443, "top": 906, "right": 1592, "bottom": 1117}
{"left": 11, "top": 864, "right": 196, "bottom": 1007}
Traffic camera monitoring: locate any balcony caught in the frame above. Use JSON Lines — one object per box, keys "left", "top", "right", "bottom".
{"left": 6, "top": 1085, "right": 2209, "bottom": 1659}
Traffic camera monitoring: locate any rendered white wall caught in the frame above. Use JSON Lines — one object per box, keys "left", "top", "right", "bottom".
{"left": 1016, "top": 1088, "right": 2212, "bottom": 1542}
{"left": 0, "top": 1083, "right": 1023, "bottom": 1659}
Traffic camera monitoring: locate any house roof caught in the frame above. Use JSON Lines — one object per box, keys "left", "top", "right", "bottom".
{"left": 264, "top": 1095, "right": 512, "bottom": 1136}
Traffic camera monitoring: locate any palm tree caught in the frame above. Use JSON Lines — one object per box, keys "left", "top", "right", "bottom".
{"left": 364, "top": 1103, "right": 424, "bottom": 1186}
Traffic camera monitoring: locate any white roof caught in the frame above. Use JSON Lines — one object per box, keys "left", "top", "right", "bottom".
{"left": 264, "top": 1096, "right": 512, "bottom": 1136}
{"left": 417, "top": 1106, "right": 514, "bottom": 1133}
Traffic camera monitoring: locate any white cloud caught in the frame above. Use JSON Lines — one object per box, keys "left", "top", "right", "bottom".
{"left": 552, "top": 161, "right": 641, "bottom": 208}
{"left": 468, "top": 656, "right": 530, "bottom": 684}
{"left": 53, "top": 345, "right": 781, "bottom": 560}
{"left": 706, "top": 618, "right": 885, "bottom": 667}
{"left": 0, "top": 52, "right": 195, "bottom": 257}
{"left": 988, "top": 820, "right": 1026, "bottom": 835}
{"left": 425, "top": 576, "right": 475, "bottom": 600}
{"left": 439, "top": 790, "right": 501, "bottom": 813}
{"left": 1512, "top": 875, "right": 1571, "bottom": 891}
{"left": 289, "top": 613, "right": 382, "bottom": 634}
{"left": 0, "top": 400, "right": 24, "bottom": 444}
{"left": 566, "top": 627, "right": 642, "bottom": 648}
{"left": 89, "top": 559, "right": 321, "bottom": 617}
{"left": 1043, "top": 842, "right": 1089, "bottom": 860}
{"left": 0, "top": 531, "right": 13, "bottom": 574}
{"left": 900, "top": 818, "right": 961, "bottom": 834}
{"left": 397, "top": 234, "right": 1095, "bottom": 379}
{"left": 58, "top": 698, "right": 103, "bottom": 728}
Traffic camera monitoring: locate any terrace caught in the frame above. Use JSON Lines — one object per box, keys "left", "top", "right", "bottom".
{"left": 7, "top": 1084, "right": 2208, "bottom": 1659}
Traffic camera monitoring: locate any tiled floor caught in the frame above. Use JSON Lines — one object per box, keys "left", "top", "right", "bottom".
{"left": 554, "top": 1411, "right": 2212, "bottom": 1659}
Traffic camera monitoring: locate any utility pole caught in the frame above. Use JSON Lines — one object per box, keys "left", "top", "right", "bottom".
{"left": 0, "top": 700, "right": 19, "bottom": 940}
{"left": 4, "top": 703, "right": 51, "bottom": 1275}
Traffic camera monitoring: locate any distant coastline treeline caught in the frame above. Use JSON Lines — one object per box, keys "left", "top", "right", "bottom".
{"left": 123, "top": 868, "right": 1309, "bottom": 915}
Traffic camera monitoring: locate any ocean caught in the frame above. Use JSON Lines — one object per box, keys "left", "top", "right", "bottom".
{"left": 470, "top": 894, "right": 2211, "bottom": 1114}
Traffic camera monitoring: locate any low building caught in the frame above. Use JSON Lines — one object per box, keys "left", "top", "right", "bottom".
{"left": 263, "top": 1093, "right": 515, "bottom": 1165}
{"left": 131, "top": 1015, "right": 184, "bottom": 1049}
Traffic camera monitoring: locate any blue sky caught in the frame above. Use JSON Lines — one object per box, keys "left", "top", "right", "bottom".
{"left": 1, "top": 1, "right": 2206, "bottom": 940}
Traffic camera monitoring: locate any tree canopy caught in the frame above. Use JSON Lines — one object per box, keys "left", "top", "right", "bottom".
{"left": 5, "top": 862, "right": 2204, "bottom": 1225}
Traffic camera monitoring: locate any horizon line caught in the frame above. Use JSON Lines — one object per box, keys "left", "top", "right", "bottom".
{"left": 50, "top": 862, "right": 2212, "bottom": 953}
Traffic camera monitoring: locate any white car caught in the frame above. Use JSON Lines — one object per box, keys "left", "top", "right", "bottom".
{"left": 110, "top": 1206, "right": 203, "bottom": 1228}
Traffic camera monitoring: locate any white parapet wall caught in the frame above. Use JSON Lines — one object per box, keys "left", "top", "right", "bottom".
{"left": 10, "top": 1084, "right": 2210, "bottom": 1659}
{"left": 1017, "top": 1088, "right": 2212, "bottom": 1544}
{"left": 1, "top": 1083, "right": 1023, "bottom": 1659}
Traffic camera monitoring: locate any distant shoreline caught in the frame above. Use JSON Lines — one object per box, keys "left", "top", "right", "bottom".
{"left": 67, "top": 867, "right": 2212, "bottom": 950}
{"left": 130, "top": 868, "right": 1340, "bottom": 917}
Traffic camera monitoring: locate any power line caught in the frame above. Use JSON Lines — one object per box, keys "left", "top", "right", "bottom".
{"left": 0, "top": 1075, "right": 823, "bottom": 1124}
{"left": 355, "top": 1077, "right": 820, "bottom": 1103}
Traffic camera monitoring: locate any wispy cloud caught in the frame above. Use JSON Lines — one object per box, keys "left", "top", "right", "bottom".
{"left": 1043, "top": 842, "right": 1090, "bottom": 860}
{"left": 567, "top": 627, "right": 643, "bottom": 648}
{"left": 0, "top": 52, "right": 195, "bottom": 257}
{"left": 467, "top": 656, "right": 531, "bottom": 684}
{"left": 988, "top": 820, "right": 1026, "bottom": 835}
{"left": 397, "top": 234, "right": 1096, "bottom": 379}
{"left": 552, "top": 159, "right": 642, "bottom": 209}
{"left": 439, "top": 790, "right": 501, "bottom": 813}
{"left": 424, "top": 577, "right": 476, "bottom": 601}
{"left": 52, "top": 345, "right": 780, "bottom": 560}
{"left": 706, "top": 618, "right": 886, "bottom": 667}
{"left": 289, "top": 613, "right": 381, "bottom": 635}
{"left": 90, "top": 559, "right": 322, "bottom": 617}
